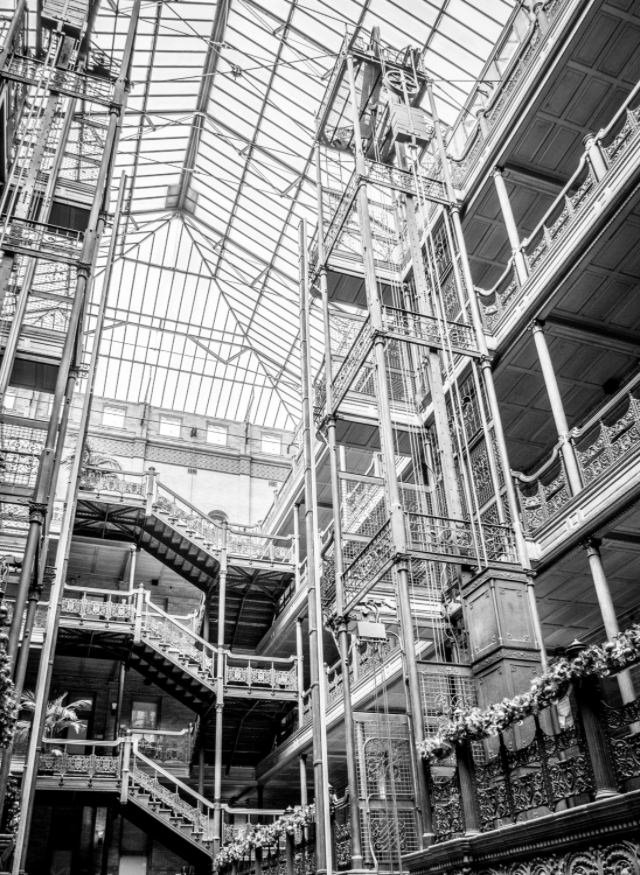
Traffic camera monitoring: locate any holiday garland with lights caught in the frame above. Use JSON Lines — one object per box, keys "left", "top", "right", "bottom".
{"left": 214, "top": 805, "right": 314, "bottom": 870}
{"left": 417, "top": 624, "right": 640, "bottom": 763}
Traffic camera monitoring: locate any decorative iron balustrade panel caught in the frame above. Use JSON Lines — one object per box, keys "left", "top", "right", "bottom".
{"left": 331, "top": 320, "right": 374, "bottom": 411}
{"left": 364, "top": 160, "right": 446, "bottom": 204}
{"left": 225, "top": 659, "right": 297, "bottom": 693}
{"left": 474, "top": 717, "right": 592, "bottom": 831}
{"left": 405, "top": 513, "right": 476, "bottom": 561}
{"left": 154, "top": 493, "right": 222, "bottom": 551}
{"left": 39, "top": 750, "right": 120, "bottom": 780}
{"left": 142, "top": 611, "right": 215, "bottom": 681}
{"left": 80, "top": 469, "right": 146, "bottom": 498}
{"left": 525, "top": 166, "right": 596, "bottom": 272}
{"left": 430, "top": 773, "right": 464, "bottom": 842}
{"left": 602, "top": 694, "right": 640, "bottom": 783}
{"left": 381, "top": 305, "right": 477, "bottom": 354}
{"left": 342, "top": 521, "right": 393, "bottom": 606}
{"left": 323, "top": 172, "right": 359, "bottom": 259}
{"left": 61, "top": 592, "right": 135, "bottom": 624}
{"left": 0, "top": 421, "right": 44, "bottom": 489}
{"left": 603, "top": 106, "right": 640, "bottom": 164}
{"left": 226, "top": 531, "right": 293, "bottom": 565}
{"left": 131, "top": 767, "right": 215, "bottom": 840}
{"left": 478, "top": 272, "right": 519, "bottom": 333}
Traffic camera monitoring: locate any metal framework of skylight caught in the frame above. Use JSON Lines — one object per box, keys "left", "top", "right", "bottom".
{"left": 78, "top": 0, "right": 517, "bottom": 430}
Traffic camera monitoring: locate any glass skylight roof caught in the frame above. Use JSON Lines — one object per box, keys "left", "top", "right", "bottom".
{"left": 84, "top": 0, "right": 515, "bottom": 429}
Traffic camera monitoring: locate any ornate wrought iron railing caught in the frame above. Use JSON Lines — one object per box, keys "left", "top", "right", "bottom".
{"left": 0, "top": 419, "right": 46, "bottom": 490}
{"left": 79, "top": 466, "right": 148, "bottom": 500}
{"left": 224, "top": 652, "right": 298, "bottom": 697}
{"left": 38, "top": 737, "right": 121, "bottom": 785}
{"left": 380, "top": 305, "right": 478, "bottom": 355}
{"left": 477, "top": 79, "right": 640, "bottom": 332}
{"left": 448, "top": 2, "right": 566, "bottom": 187}
{"left": 405, "top": 512, "right": 517, "bottom": 564}
{"left": 129, "top": 747, "right": 217, "bottom": 847}
{"left": 138, "top": 590, "right": 218, "bottom": 688}
{"left": 514, "top": 370, "right": 640, "bottom": 532}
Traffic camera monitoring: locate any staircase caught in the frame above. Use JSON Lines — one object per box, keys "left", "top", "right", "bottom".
{"left": 34, "top": 585, "right": 298, "bottom": 710}
{"left": 32, "top": 737, "right": 284, "bottom": 861}
{"left": 75, "top": 470, "right": 294, "bottom": 590}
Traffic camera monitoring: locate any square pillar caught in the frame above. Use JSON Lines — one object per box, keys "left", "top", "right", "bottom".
{"left": 462, "top": 566, "right": 542, "bottom": 705}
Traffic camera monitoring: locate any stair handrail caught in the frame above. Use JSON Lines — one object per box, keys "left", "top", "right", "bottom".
{"left": 131, "top": 747, "right": 217, "bottom": 839}
{"left": 140, "top": 589, "right": 218, "bottom": 680}
{"left": 153, "top": 479, "right": 223, "bottom": 551}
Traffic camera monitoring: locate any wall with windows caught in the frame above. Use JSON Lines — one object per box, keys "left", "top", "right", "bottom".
{"left": 45, "top": 394, "right": 296, "bottom": 526}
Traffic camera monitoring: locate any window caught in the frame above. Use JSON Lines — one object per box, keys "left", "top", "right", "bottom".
{"left": 261, "top": 433, "right": 281, "bottom": 455}
{"left": 206, "top": 423, "right": 228, "bottom": 446}
{"left": 2, "top": 390, "right": 15, "bottom": 411}
{"left": 131, "top": 700, "right": 159, "bottom": 730}
{"left": 159, "top": 414, "right": 181, "bottom": 438}
{"left": 102, "top": 405, "right": 125, "bottom": 429}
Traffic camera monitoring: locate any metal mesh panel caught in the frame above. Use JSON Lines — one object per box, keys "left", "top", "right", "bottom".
{"left": 359, "top": 808, "right": 418, "bottom": 870}
{"left": 355, "top": 716, "right": 413, "bottom": 799}
{"left": 340, "top": 477, "right": 387, "bottom": 537}
{"left": 418, "top": 665, "right": 477, "bottom": 737}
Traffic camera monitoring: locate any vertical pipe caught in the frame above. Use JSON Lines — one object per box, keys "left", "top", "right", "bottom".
{"left": 114, "top": 663, "right": 127, "bottom": 740}
{"left": 293, "top": 503, "right": 301, "bottom": 589}
{"left": 492, "top": 168, "right": 528, "bottom": 285}
{"left": 315, "top": 147, "right": 363, "bottom": 868}
{"left": 295, "top": 617, "right": 310, "bottom": 809}
{"left": 212, "top": 526, "right": 227, "bottom": 854}
{"left": 128, "top": 545, "right": 138, "bottom": 590}
{"left": 298, "top": 218, "right": 332, "bottom": 875}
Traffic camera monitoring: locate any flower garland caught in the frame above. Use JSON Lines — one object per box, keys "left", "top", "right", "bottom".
{"left": 0, "top": 600, "right": 17, "bottom": 748}
{"left": 417, "top": 623, "right": 640, "bottom": 763}
{"left": 214, "top": 805, "right": 314, "bottom": 870}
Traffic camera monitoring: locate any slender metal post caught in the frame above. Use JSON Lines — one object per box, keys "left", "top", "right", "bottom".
{"left": 212, "top": 523, "right": 227, "bottom": 854}
{"left": 492, "top": 168, "right": 528, "bottom": 285}
{"left": 583, "top": 538, "right": 635, "bottom": 702}
{"left": 127, "top": 545, "right": 138, "bottom": 590}
{"left": 298, "top": 218, "right": 332, "bottom": 875}
{"left": 530, "top": 320, "right": 582, "bottom": 495}
{"left": 315, "top": 147, "right": 363, "bottom": 868}
{"left": 293, "top": 502, "right": 301, "bottom": 589}
{"left": 114, "top": 663, "right": 127, "bottom": 739}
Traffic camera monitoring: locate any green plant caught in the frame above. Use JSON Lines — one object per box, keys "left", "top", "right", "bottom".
{"left": 15, "top": 692, "right": 91, "bottom": 741}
